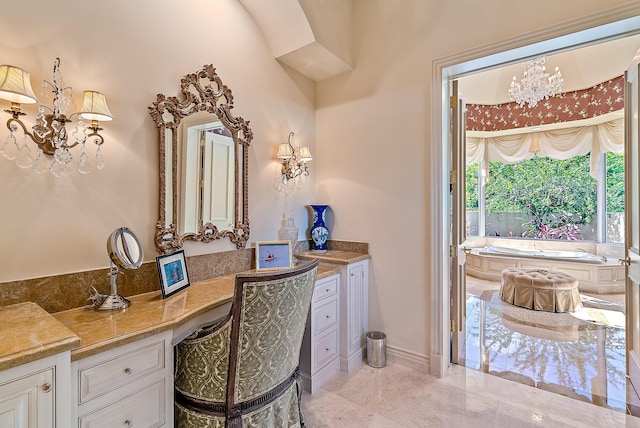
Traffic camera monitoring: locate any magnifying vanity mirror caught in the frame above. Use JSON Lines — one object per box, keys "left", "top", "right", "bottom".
{"left": 149, "top": 65, "right": 252, "bottom": 254}
{"left": 95, "top": 227, "right": 143, "bottom": 310}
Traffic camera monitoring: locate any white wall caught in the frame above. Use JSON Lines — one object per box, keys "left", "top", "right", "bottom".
{"left": 0, "top": 0, "right": 317, "bottom": 282}
{"left": 315, "top": 0, "right": 639, "bottom": 360}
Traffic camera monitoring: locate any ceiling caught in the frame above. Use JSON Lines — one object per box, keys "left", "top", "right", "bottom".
{"left": 458, "top": 34, "right": 640, "bottom": 105}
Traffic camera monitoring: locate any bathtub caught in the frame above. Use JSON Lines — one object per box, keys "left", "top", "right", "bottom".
{"left": 467, "top": 245, "right": 624, "bottom": 294}
{"left": 479, "top": 246, "right": 606, "bottom": 264}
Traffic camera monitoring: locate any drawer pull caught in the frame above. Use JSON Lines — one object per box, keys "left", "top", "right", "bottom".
{"left": 326, "top": 315, "right": 330, "bottom": 319}
{"left": 124, "top": 367, "right": 132, "bottom": 375}
{"left": 325, "top": 348, "right": 330, "bottom": 351}
{"left": 124, "top": 420, "right": 131, "bottom": 426}
{"left": 326, "top": 288, "right": 330, "bottom": 292}
{"left": 41, "top": 383, "right": 51, "bottom": 393}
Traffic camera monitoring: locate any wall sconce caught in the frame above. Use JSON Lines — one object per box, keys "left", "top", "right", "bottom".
{"left": 0, "top": 57, "right": 113, "bottom": 177}
{"left": 276, "top": 131, "right": 312, "bottom": 191}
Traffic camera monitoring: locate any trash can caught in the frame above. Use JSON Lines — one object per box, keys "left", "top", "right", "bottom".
{"left": 366, "top": 331, "right": 387, "bottom": 368}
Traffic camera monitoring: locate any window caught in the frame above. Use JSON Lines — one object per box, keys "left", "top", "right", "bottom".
{"left": 466, "top": 153, "right": 624, "bottom": 242}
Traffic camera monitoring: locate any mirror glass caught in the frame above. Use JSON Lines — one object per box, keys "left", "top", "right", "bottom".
{"left": 177, "top": 112, "right": 235, "bottom": 234}
{"left": 108, "top": 227, "right": 143, "bottom": 270}
{"left": 149, "top": 65, "right": 252, "bottom": 254}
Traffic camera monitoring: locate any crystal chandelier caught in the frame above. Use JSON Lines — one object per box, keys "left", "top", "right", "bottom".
{"left": 275, "top": 132, "right": 312, "bottom": 192}
{"left": 0, "top": 58, "right": 113, "bottom": 176}
{"left": 508, "top": 56, "right": 564, "bottom": 108}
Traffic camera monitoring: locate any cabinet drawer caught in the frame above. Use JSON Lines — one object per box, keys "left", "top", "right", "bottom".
{"left": 313, "top": 330, "right": 338, "bottom": 371}
{"left": 79, "top": 380, "right": 165, "bottom": 428}
{"left": 314, "top": 275, "right": 338, "bottom": 303}
{"left": 313, "top": 299, "right": 338, "bottom": 335}
{"left": 79, "top": 341, "right": 165, "bottom": 404}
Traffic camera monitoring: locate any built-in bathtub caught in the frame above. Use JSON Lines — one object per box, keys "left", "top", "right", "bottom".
{"left": 467, "top": 245, "right": 625, "bottom": 294}
{"left": 480, "top": 246, "right": 606, "bottom": 264}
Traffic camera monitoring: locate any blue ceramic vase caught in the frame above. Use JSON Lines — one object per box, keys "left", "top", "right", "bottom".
{"left": 310, "top": 204, "right": 329, "bottom": 252}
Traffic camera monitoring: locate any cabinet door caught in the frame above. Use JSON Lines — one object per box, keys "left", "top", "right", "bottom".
{"left": 347, "top": 261, "right": 368, "bottom": 355}
{"left": 0, "top": 369, "right": 54, "bottom": 428}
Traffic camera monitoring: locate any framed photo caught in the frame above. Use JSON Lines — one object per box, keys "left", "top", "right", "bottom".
{"left": 156, "top": 249, "right": 191, "bottom": 299}
{"left": 255, "top": 240, "right": 293, "bottom": 270}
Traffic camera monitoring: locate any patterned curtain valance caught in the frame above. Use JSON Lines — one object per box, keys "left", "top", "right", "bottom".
{"left": 466, "top": 76, "right": 624, "bottom": 132}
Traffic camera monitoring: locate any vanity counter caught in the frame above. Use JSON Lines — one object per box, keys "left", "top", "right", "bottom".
{"left": 52, "top": 263, "right": 338, "bottom": 361}
{"left": 297, "top": 250, "right": 370, "bottom": 265}
{"left": 0, "top": 302, "right": 80, "bottom": 371}
{"left": 52, "top": 274, "right": 236, "bottom": 361}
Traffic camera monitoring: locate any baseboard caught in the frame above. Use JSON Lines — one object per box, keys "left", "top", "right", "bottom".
{"left": 340, "top": 347, "right": 365, "bottom": 372}
{"left": 300, "top": 358, "right": 340, "bottom": 394}
{"left": 429, "top": 353, "right": 446, "bottom": 377}
{"left": 386, "top": 346, "right": 429, "bottom": 373}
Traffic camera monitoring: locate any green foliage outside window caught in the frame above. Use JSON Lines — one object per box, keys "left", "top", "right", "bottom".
{"left": 465, "top": 153, "right": 625, "bottom": 240}
{"left": 606, "top": 152, "right": 624, "bottom": 212}
{"left": 466, "top": 162, "right": 479, "bottom": 211}
{"left": 486, "top": 155, "right": 596, "bottom": 238}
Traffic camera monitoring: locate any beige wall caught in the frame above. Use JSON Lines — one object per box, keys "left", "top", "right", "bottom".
{"left": 0, "top": 0, "right": 316, "bottom": 282}
{"left": 315, "top": 0, "right": 639, "bottom": 359}
{"left": 2, "top": 0, "right": 639, "bottom": 363}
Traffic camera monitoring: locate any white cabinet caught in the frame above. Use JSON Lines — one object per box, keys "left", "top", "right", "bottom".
{"left": 71, "top": 332, "right": 173, "bottom": 428}
{"left": 342, "top": 260, "right": 369, "bottom": 372}
{"left": 0, "top": 352, "right": 71, "bottom": 428}
{"left": 340, "top": 259, "right": 369, "bottom": 372}
{"left": 298, "top": 255, "right": 371, "bottom": 375}
{"left": 300, "top": 273, "right": 341, "bottom": 393}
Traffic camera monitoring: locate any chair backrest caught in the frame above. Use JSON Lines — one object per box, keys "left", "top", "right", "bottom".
{"left": 227, "top": 259, "right": 319, "bottom": 408}
{"left": 175, "top": 259, "right": 319, "bottom": 426}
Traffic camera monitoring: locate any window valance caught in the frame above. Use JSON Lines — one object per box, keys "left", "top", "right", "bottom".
{"left": 466, "top": 117, "right": 624, "bottom": 179}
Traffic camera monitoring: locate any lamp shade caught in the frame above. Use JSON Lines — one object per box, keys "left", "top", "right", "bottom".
{"left": 277, "top": 143, "right": 294, "bottom": 159}
{"left": 298, "top": 146, "right": 312, "bottom": 162}
{"left": 0, "top": 65, "right": 38, "bottom": 104}
{"left": 79, "top": 91, "right": 113, "bottom": 122}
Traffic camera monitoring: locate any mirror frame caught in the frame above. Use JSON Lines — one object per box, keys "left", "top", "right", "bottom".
{"left": 149, "top": 65, "right": 252, "bottom": 254}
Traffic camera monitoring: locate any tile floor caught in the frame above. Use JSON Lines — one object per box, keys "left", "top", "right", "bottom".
{"left": 300, "top": 276, "right": 640, "bottom": 427}
{"left": 300, "top": 362, "right": 640, "bottom": 427}
{"left": 462, "top": 276, "right": 635, "bottom": 415}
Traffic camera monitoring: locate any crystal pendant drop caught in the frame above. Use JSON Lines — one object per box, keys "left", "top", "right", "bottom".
{"left": 32, "top": 149, "right": 49, "bottom": 175}
{"left": 1, "top": 132, "right": 18, "bottom": 160}
{"left": 95, "top": 145, "right": 105, "bottom": 170}
{"left": 15, "top": 136, "right": 34, "bottom": 169}
{"left": 51, "top": 148, "right": 73, "bottom": 177}
{"left": 77, "top": 142, "right": 93, "bottom": 175}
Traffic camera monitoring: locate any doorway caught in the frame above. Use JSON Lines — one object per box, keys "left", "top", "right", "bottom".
{"left": 431, "top": 12, "right": 640, "bottom": 411}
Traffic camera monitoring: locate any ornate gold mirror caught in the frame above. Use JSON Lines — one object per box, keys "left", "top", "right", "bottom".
{"left": 149, "top": 65, "right": 252, "bottom": 254}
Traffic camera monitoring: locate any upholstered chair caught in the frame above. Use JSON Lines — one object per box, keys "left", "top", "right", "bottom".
{"left": 174, "top": 259, "right": 320, "bottom": 427}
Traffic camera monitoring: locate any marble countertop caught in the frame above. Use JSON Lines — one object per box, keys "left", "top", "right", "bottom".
{"left": 55, "top": 264, "right": 338, "bottom": 361}
{"left": 296, "top": 250, "right": 370, "bottom": 265}
{"left": 53, "top": 274, "right": 237, "bottom": 361}
{"left": 0, "top": 263, "right": 341, "bottom": 366}
{"left": 0, "top": 302, "right": 81, "bottom": 371}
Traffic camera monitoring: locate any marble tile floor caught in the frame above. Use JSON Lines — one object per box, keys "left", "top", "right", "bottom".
{"left": 462, "top": 275, "right": 637, "bottom": 417}
{"left": 300, "top": 361, "right": 640, "bottom": 427}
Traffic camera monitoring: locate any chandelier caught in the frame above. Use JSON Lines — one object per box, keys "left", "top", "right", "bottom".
{"left": 0, "top": 58, "right": 113, "bottom": 176}
{"left": 508, "top": 56, "right": 564, "bottom": 108}
{"left": 275, "top": 131, "right": 312, "bottom": 192}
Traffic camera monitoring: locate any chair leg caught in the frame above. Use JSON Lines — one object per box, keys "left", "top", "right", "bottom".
{"left": 294, "top": 368, "right": 306, "bottom": 428}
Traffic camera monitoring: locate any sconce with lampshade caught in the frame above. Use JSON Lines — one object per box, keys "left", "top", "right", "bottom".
{"left": 0, "top": 57, "right": 113, "bottom": 176}
{"left": 276, "top": 131, "right": 312, "bottom": 191}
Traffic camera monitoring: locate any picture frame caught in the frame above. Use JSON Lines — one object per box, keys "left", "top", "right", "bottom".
{"left": 156, "top": 249, "right": 191, "bottom": 299}
{"left": 255, "top": 240, "right": 293, "bottom": 270}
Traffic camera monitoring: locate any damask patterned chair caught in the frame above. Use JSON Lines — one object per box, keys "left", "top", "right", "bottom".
{"left": 174, "top": 259, "right": 319, "bottom": 427}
